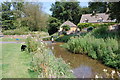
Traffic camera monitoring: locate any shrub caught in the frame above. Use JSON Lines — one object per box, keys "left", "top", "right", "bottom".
{"left": 26, "top": 37, "right": 39, "bottom": 53}
{"left": 3, "top": 27, "right": 29, "bottom": 35}
{"left": 55, "top": 35, "right": 74, "bottom": 42}
{"left": 77, "top": 23, "right": 92, "bottom": 30}
{"left": 62, "top": 25, "right": 70, "bottom": 31}
{"left": 77, "top": 23, "right": 116, "bottom": 30}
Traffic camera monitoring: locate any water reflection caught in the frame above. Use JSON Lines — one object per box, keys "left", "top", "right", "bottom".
{"left": 46, "top": 41, "right": 120, "bottom": 78}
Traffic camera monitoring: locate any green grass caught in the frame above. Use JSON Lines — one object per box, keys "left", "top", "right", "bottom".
{"left": 1, "top": 43, "right": 38, "bottom": 78}
{"left": 1, "top": 37, "right": 26, "bottom": 42}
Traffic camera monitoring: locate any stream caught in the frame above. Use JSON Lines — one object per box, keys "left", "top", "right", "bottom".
{"left": 45, "top": 41, "right": 120, "bottom": 78}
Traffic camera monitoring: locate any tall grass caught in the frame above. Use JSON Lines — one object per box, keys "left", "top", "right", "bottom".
{"left": 65, "top": 36, "right": 120, "bottom": 69}
{"left": 26, "top": 37, "right": 74, "bottom": 78}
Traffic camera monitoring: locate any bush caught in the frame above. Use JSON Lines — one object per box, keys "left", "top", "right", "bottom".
{"left": 3, "top": 27, "right": 29, "bottom": 35}
{"left": 77, "top": 23, "right": 116, "bottom": 30}
{"left": 65, "top": 36, "right": 119, "bottom": 69}
{"left": 42, "top": 37, "right": 51, "bottom": 41}
{"left": 77, "top": 23, "right": 92, "bottom": 30}
{"left": 55, "top": 35, "right": 74, "bottom": 42}
{"left": 62, "top": 25, "right": 70, "bottom": 31}
{"left": 26, "top": 37, "right": 39, "bottom": 53}
{"left": 91, "top": 25, "right": 118, "bottom": 39}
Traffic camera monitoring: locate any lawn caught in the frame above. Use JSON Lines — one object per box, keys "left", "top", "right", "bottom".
{"left": 1, "top": 42, "right": 37, "bottom": 78}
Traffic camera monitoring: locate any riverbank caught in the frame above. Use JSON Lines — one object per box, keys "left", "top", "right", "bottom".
{"left": 1, "top": 36, "right": 74, "bottom": 78}
{"left": 48, "top": 42, "right": 120, "bottom": 78}
{"left": 26, "top": 37, "right": 74, "bottom": 78}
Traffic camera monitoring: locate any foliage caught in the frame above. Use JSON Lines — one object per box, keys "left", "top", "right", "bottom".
{"left": 77, "top": 23, "right": 116, "bottom": 30}
{"left": 88, "top": 2, "right": 107, "bottom": 13}
{"left": 26, "top": 37, "right": 74, "bottom": 78}
{"left": 55, "top": 34, "right": 79, "bottom": 42}
{"left": 64, "top": 24, "right": 120, "bottom": 69}
{"left": 77, "top": 23, "right": 92, "bottom": 30}
{"left": 62, "top": 25, "right": 70, "bottom": 31}
{"left": 3, "top": 27, "right": 29, "bottom": 35}
{"left": 65, "top": 36, "right": 119, "bottom": 69}
{"left": 108, "top": 2, "right": 120, "bottom": 22}
{"left": 48, "top": 17, "right": 61, "bottom": 35}
{"left": 26, "top": 37, "right": 39, "bottom": 53}
{"left": 1, "top": 2, "right": 24, "bottom": 30}
{"left": 1, "top": 2, "right": 48, "bottom": 32}
{"left": 42, "top": 37, "right": 51, "bottom": 41}
{"left": 91, "top": 25, "right": 119, "bottom": 39}
{"left": 50, "top": 1, "right": 82, "bottom": 25}
{"left": 22, "top": 3, "right": 48, "bottom": 31}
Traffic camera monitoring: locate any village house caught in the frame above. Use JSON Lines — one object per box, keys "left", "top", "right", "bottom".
{"left": 58, "top": 21, "right": 79, "bottom": 35}
{"left": 80, "top": 13, "right": 116, "bottom": 23}
{"left": 80, "top": 13, "right": 120, "bottom": 31}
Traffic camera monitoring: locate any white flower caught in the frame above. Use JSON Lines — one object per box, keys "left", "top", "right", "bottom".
{"left": 117, "top": 71, "right": 120, "bottom": 77}
{"left": 103, "top": 69, "right": 107, "bottom": 72}
{"left": 70, "top": 70, "right": 73, "bottom": 73}
{"left": 95, "top": 75, "right": 99, "bottom": 78}
{"left": 111, "top": 70, "right": 115, "bottom": 74}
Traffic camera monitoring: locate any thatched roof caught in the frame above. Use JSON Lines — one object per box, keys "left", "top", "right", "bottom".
{"left": 60, "top": 21, "right": 77, "bottom": 27}
{"left": 80, "top": 13, "right": 116, "bottom": 23}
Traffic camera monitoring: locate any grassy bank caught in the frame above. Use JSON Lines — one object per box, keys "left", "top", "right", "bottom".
{"left": 26, "top": 37, "right": 74, "bottom": 78}
{"left": 2, "top": 43, "right": 37, "bottom": 78}
{"left": 63, "top": 26, "right": 120, "bottom": 69}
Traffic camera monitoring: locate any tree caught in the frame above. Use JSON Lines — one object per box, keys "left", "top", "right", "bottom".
{"left": 62, "top": 25, "right": 70, "bottom": 31}
{"left": 1, "top": 2, "right": 24, "bottom": 30}
{"left": 88, "top": 2, "right": 107, "bottom": 13}
{"left": 16, "top": 2, "right": 48, "bottom": 31}
{"left": 108, "top": 2, "right": 120, "bottom": 22}
{"left": 50, "top": 1, "right": 82, "bottom": 25}
{"left": 48, "top": 17, "right": 61, "bottom": 35}
{"left": 1, "top": 2, "right": 13, "bottom": 30}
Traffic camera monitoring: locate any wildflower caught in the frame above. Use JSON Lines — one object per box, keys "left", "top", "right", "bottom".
{"left": 38, "top": 48, "right": 41, "bottom": 50}
{"left": 117, "top": 71, "right": 120, "bottom": 77}
{"left": 111, "top": 70, "right": 115, "bottom": 74}
{"left": 95, "top": 75, "right": 99, "bottom": 78}
{"left": 70, "top": 70, "right": 73, "bottom": 73}
{"left": 111, "top": 70, "right": 115, "bottom": 78}
{"left": 103, "top": 69, "right": 107, "bottom": 72}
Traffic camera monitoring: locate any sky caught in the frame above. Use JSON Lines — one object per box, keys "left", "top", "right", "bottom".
{"left": 0, "top": 0, "right": 89, "bottom": 15}
{"left": 42, "top": 2, "right": 88, "bottom": 15}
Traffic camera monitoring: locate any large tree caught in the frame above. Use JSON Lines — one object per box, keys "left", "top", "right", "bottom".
{"left": 1, "top": 2, "right": 24, "bottom": 30}
{"left": 88, "top": 2, "right": 107, "bottom": 13}
{"left": 48, "top": 17, "right": 61, "bottom": 35}
{"left": 2, "top": 2, "right": 13, "bottom": 30}
{"left": 22, "top": 2, "right": 48, "bottom": 31}
{"left": 50, "top": 1, "right": 82, "bottom": 25}
{"left": 108, "top": 2, "right": 120, "bottom": 22}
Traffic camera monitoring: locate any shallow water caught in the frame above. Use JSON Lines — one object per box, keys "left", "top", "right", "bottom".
{"left": 45, "top": 41, "right": 120, "bottom": 78}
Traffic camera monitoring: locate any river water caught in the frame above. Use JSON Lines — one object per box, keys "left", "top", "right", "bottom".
{"left": 45, "top": 41, "right": 120, "bottom": 78}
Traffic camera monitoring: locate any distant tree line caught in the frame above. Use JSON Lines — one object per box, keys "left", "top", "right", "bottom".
{"left": 1, "top": 2, "right": 48, "bottom": 32}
